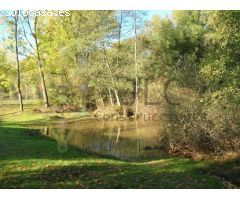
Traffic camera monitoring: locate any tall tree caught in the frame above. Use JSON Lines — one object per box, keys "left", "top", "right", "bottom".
{"left": 134, "top": 11, "right": 139, "bottom": 117}
{"left": 102, "top": 41, "right": 121, "bottom": 107}
{"left": 21, "top": 15, "right": 50, "bottom": 108}
{"left": 200, "top": 11, "right": 240, "bottom": 131}
{"left": 146, "top": 11, "right": 206, "bottom": 89}
{"left": 14, "top": 10, "right": 24, "bottom": 111}
{"left": 1, "top": 11, "right": 25, "bottom": 110}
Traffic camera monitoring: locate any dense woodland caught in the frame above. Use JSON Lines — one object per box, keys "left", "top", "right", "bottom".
{"left": 0, "top": 10, "right": 240, "bottom": 155}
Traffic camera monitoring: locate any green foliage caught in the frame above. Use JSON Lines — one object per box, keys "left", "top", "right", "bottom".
{"left": 201, "top": 11, "right": 240, "bottom": 104}
{"left": 0, "top": 49, "right": 14, "bottom": 90}
{"left": 1, "top": 11, "right": 240, "bottom": 189}
{"left": 146, "top": 11, "right": 206, "bottom": 88}
{"left": 0, "top": 10, "right": 239, "bottom": 137}
{"left": 199, "top": 11, "right": 240, "bottom": 134}
{"left": 36, "top": 11, "right": 117, "bottom": 107}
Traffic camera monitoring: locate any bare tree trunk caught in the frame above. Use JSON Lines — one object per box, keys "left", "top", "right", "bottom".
{"left": 75, "top": 53, "right": 89, "bottom": 111}
{"left": 116, "top": 11, "right": 122, "bottom": 71}
{"left": 114, "top": 89, "right": 121, "bottom": 107}
{"left": 134, "top": 11, "right": 138, "bottom": 118}
{"left": 114, "top": 11, "right": 123, "bottom": 108}
{"left": 14, "top": 10, "right": 23, "bottom": 112}
{"left": 34, "top": 17, "right": 49, "bottom": 108}
{"left": 102, "top": 42, "right": 121, "bottom": 107}
{"left": 108, "top": 88, "right": 113, "bottom": 105}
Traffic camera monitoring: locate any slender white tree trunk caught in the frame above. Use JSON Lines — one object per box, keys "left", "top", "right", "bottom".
{"left": 14, "top": 10, "right": 23, "bottom": 111}
{"left": 134, "top": 11, "right": 138, "bottom": 118}
{"left": 108, "top": 88, "right": 113, "bottom": 105}
{"left": 102, "top": 42, "right": 121, "bottom": 107}
{"left": 34, "top": 17, "right": 50, "bottom": 108}
{"left": 114, "top": 89, "right": 121, "bottom": 107}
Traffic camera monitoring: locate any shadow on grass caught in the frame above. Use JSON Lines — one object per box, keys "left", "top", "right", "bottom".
{"left": 0, "top": 125, "right": 133, "bottom": 163}
{"left": 0, "top": 126, "right": 229, "bottom": 189}
{"left": 0, "top": 126, "right": 93, "bottom": 161}
{"left": 0, "top": 159, "right": 224, "bottom": 189}
{"left": 202, "top": 157, "right": 240, "bottom": 187}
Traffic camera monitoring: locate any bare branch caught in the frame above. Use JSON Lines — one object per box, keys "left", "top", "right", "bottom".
{"left": 23, "top": 15, "right": 34, "bottom": 37}
{"left": 21, "top": 45, "right": 37, "bottom": 58}
{"left": 20, "top": 17, "right": 36, "bottom": 51}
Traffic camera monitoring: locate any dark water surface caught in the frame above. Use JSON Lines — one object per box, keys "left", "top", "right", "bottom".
{"left": 42, "top": 119, "right": 168, "bottom": 161}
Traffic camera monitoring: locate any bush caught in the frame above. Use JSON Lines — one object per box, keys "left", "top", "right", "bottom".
{"left": 162, "top": 99, "right": 240, "bottom": 158}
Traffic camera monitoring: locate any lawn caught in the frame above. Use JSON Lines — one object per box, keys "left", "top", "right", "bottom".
{"left": 0, "top": 102, "right": 239, "bottom": 189}
{"left": 0, "top": 100, "right": 87, "bottom": 126}
{"left": 0, "top": 126, "right": 225, "bottom": 189}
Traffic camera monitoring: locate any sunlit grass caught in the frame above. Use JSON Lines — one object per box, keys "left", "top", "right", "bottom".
{"left": 0, "top": 102, "right": 87, "bottom": 126}
{"left": 0, "top": 102, "right": 238, "bottom": 189}
{"left": 0, "top": 125, "right": 226, "bottom": 188}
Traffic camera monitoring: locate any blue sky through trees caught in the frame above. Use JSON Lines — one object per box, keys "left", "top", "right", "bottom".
{"left": 0, "top": 10, "right": 172, "bottom": 43}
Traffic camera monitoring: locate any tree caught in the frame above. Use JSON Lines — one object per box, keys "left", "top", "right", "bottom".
{"left": 35, "top": 11, "right": 118, "bottom": 109}
{"left": 201, "top": 11, "right": 240, "bottom": 104}
{"left": 14, "top": 10, "right": 24, "bottom": 111}
{"left": 146, "top": 11, "right": 206, "bottom": 89}
{"left": 21, "top": 15, "right": 50, "bottom": 108}
{"left": 200, "top": 11, "right": 240, "bottom": 132}
{"left": 134, "top": 11, "right": 139, "bottom": 117}
{"left": 102, "top": 40, "right": 121, "bottom": 107}
{"left": 1, "top": 11, "right": 24, "bottom": 110}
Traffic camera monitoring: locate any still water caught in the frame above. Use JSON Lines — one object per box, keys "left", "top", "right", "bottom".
{"left": 42, "top": 119, "right": 168, "bottom": 161}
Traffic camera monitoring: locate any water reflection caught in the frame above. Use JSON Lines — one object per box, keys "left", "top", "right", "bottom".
{"left": 43, "top": 119, "right": 167, "bottom": 161}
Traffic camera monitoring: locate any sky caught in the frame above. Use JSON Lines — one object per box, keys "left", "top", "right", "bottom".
{"left": 146, "top": 10, "right": 172, "bottom": 20}
{"left": 0, "top": 10, "right": 172, "bottom": 43}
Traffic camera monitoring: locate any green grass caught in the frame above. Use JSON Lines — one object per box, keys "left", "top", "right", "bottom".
{"left": 0, "top": 102, "right": 239, "bottom": 189}
{"left": 0, "top": 102, "right": 87, "bottom": 126}
{"left": 0, "top": 125, "right": 228, "bottom": 189}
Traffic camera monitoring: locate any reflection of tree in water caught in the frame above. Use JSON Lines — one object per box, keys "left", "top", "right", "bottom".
{"left": 43, "top": 127, "right": 49, "bottom": 136}
{"left": 57, "top": 142, "right": 68, "bottom": 153}
{"left": 44, "top": 120, "right": 163, "bottom": 160}
{"left": 48, "top": 127, "right": 72, "bottom": 153}
{"left": 136, "top": 120, "right": 141, "bottom": 160}
{"left": 107, "top": 123, "right": 113, "bottom": 151}
{"left": 115, "top": 127, "right": 122, "bottom": 158}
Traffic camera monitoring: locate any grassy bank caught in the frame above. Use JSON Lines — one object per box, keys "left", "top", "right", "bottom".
{"left": 0, "top": 103, "right": 239, "bottom": 189}
{"left": 0, "top": 101, "right": 87, "bottom": 126}
{"left": 0, "top": 126, "right": 225, "bottom": 189}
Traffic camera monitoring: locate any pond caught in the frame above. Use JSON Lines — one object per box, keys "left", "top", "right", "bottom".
{"left": 41, "top": 119, "right": 169, "bottom": 161}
